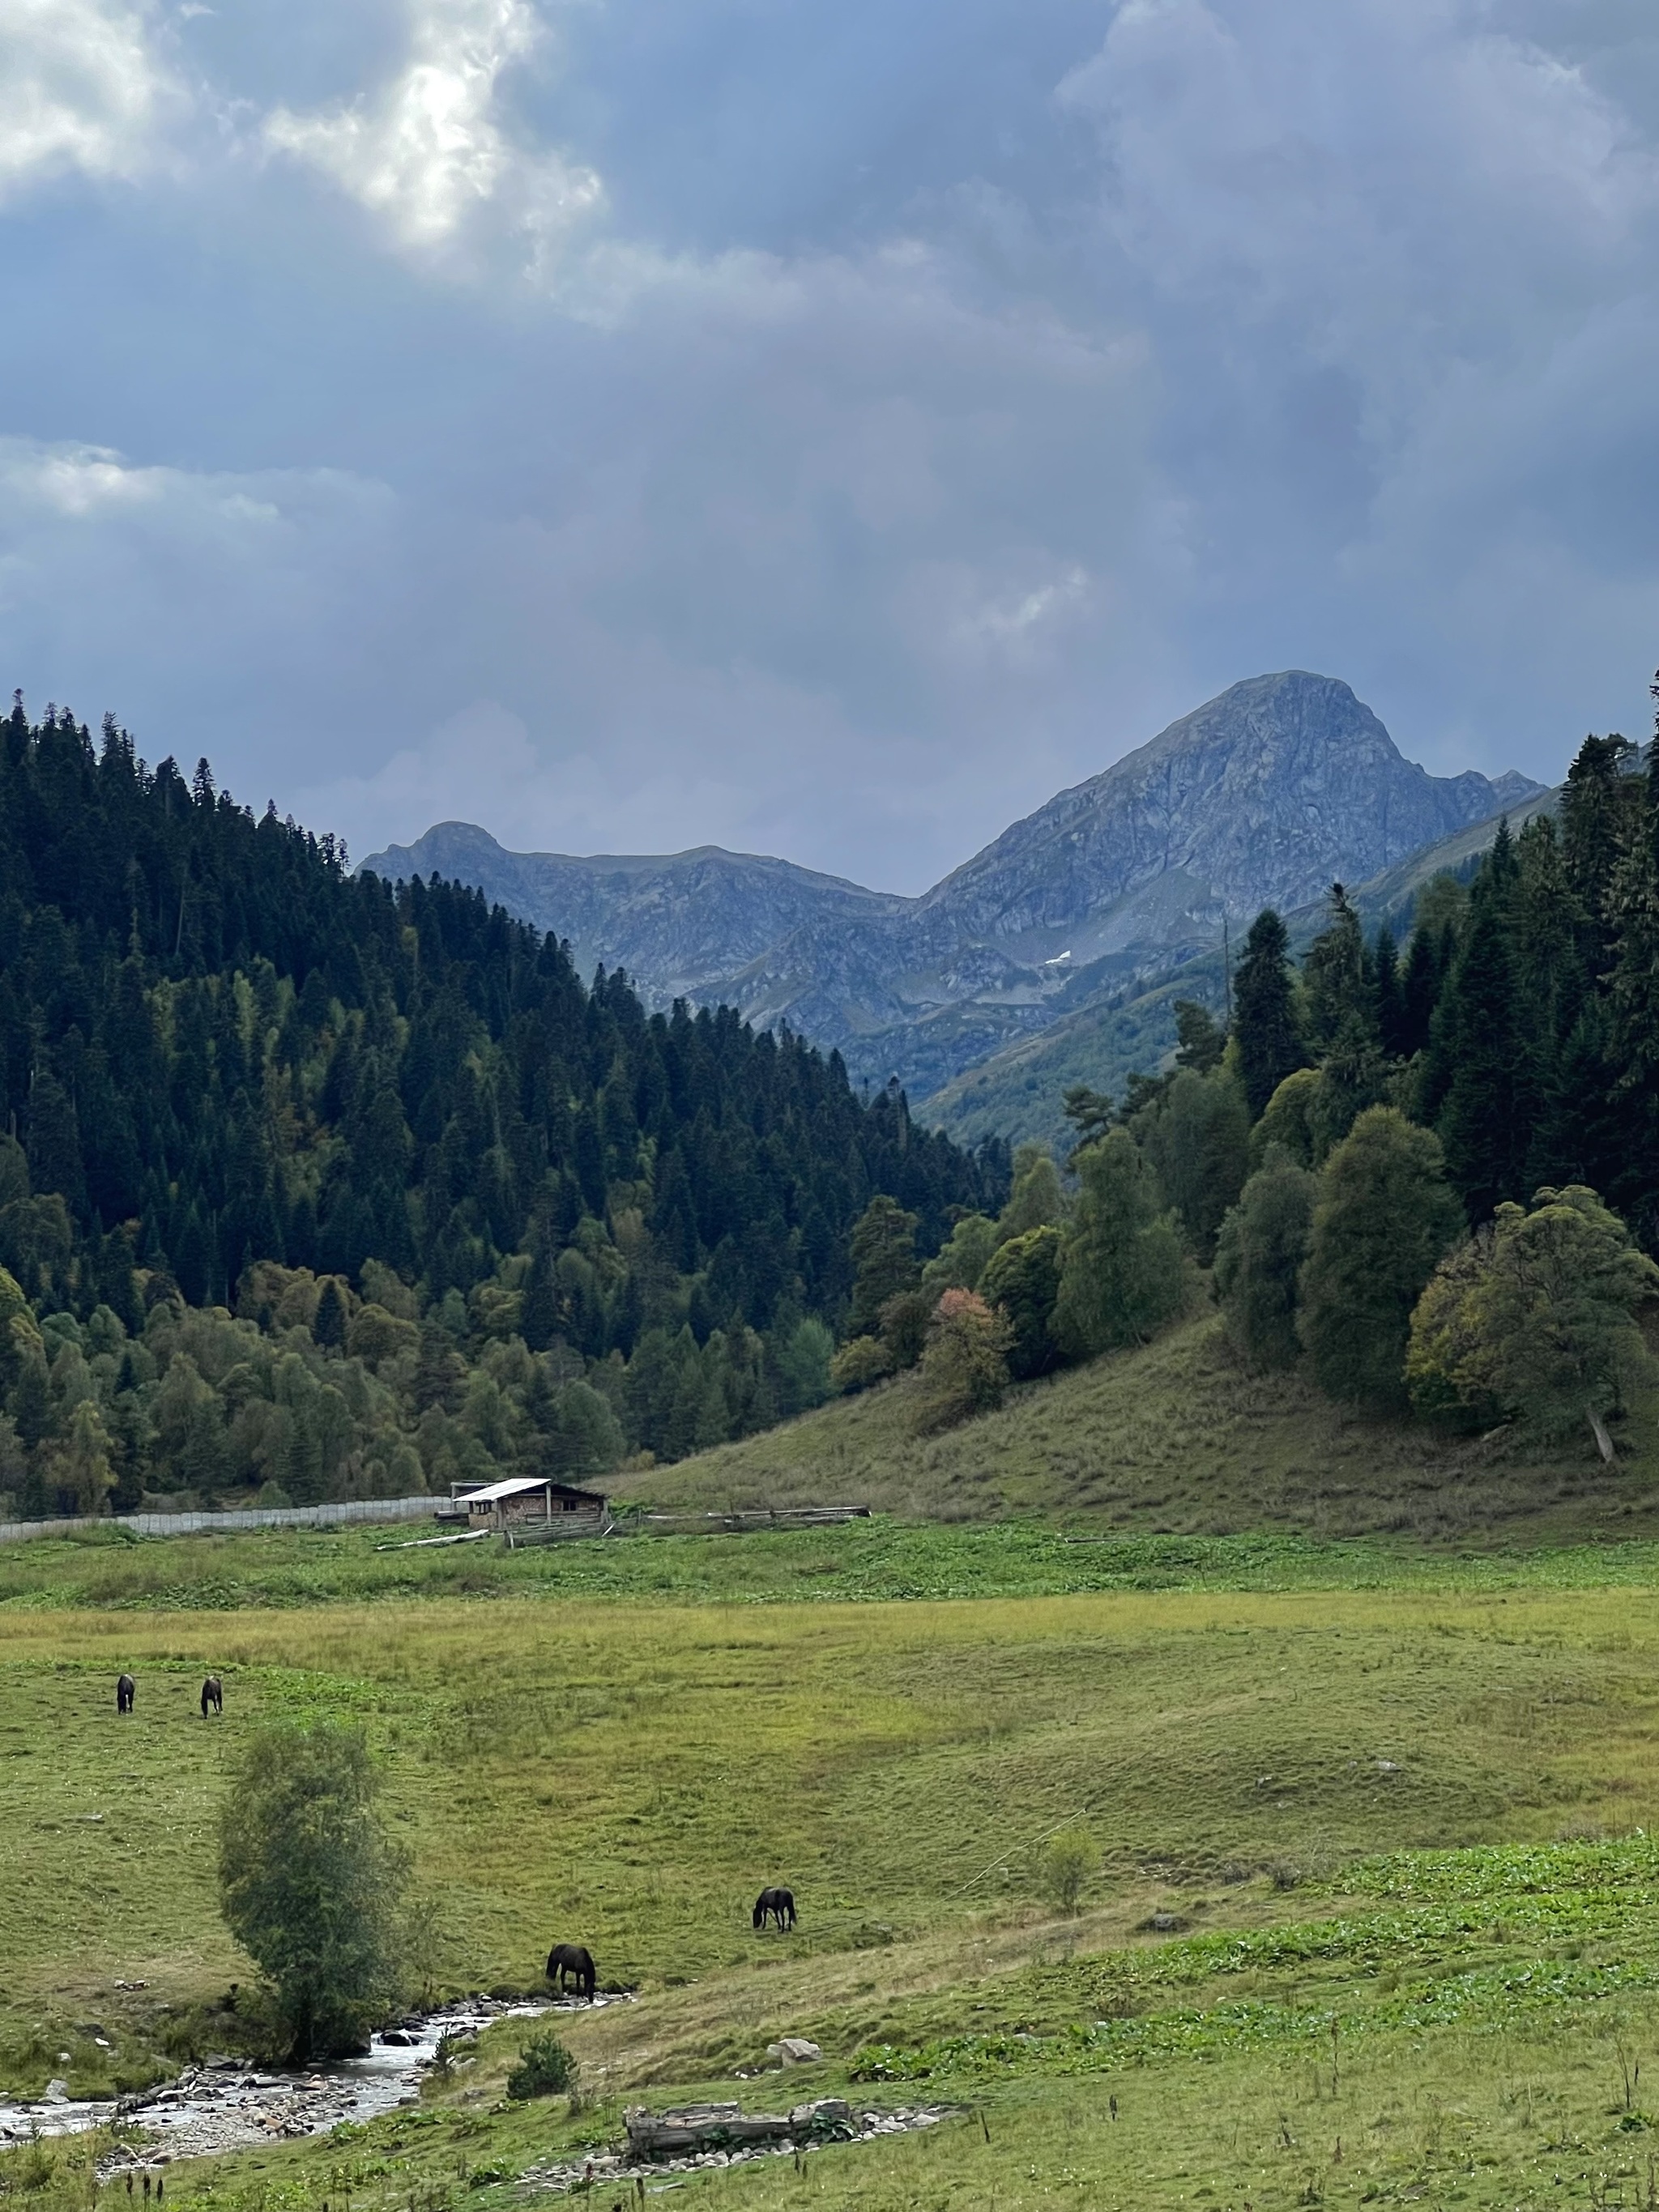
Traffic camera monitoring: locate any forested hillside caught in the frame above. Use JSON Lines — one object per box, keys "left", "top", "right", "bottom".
{"left": 829, "top": 714, "right": 1659, "bottom": 1465}
{"left": 0, "top": 697, "right": 1004, "bottom": 1518}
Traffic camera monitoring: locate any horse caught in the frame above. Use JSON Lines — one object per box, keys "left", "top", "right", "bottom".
{"left": 116, "top": 1674, "right": 135, "bottom": 1716}
{"left": 753, "top": 1886, "right": 796, "bottom": 1932}
{"left": 201, "top": 1676, "right": 223, "bottom": 1718}
{"left": 545, "top": 1943, "right": 596, "bottom": 1999}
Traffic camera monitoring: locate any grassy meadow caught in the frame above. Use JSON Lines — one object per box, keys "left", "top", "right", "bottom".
{"left": 7, "top": 1511, "right": 1659, "bottom": 2206}
{"left": 6, "top": 1300, "right": 1659, "bottom": 2211}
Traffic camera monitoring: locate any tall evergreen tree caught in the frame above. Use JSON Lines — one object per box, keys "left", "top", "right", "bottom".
{"left": 1302, "top": 884, "right": 1371, "bottom": 1053}
{"left": 1434, "top": 824, "right": 1534, "bottom": 1221}
{"left": 1232, "top": 909, "right": 1307, "bottom": 1120}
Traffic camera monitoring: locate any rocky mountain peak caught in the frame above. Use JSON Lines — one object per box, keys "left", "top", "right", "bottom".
{"left": 361, "top": 671, "right": 1546, "bottom": 1105}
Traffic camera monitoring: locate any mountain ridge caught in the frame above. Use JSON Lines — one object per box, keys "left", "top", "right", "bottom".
{"left": 363, "top": 671, "right": 1546, "bottom": 1101}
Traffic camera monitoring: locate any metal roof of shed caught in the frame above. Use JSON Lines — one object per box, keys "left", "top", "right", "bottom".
{"left": 463, "top": 1476, "right": 607, "bottom": 1504}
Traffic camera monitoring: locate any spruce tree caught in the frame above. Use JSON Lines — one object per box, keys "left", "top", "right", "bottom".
{"left": 1561, "top": 732, "right": 1641, "bottom": 976}
{"left": 1232, "top": 910, "right": 1307, "bottom": 1119}
{"left": 1397, "top": 924, "right": 1441, "bottom": 1059}
{"left": 1302, "top": 884, "right": 1371, "bottom": 1053}
{"left": 313, "top": 1278, "right": 348, "bottom": 1349}
{"left": 1435, "top": 833, "right": 1534, "bottom": 1221}
{"left": 1606, "top": 705, "right": 1659, "bottom": 1098}
{"left": 847, "top": 1195, "right": 920, "bottom": 1338}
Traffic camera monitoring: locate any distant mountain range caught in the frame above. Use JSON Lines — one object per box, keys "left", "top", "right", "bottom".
{"left": 363, "top": 671, "right": 1547, "bottom": 1119}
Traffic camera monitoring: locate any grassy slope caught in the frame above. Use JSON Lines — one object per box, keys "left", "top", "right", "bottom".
{"left": 614, "top": 1311, "right": 1659, "bottom": 1542}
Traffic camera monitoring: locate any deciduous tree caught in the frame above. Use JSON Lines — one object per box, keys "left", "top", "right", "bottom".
{"left": 1213, "top": 1145, "right": 1316, "bottom": 1371}
{"left": 1298, "top": 1107, "right": 1461, "bottom": 1409}
{"left": 1052, "top": 1132, "right": 1187, "bottom": 1359}
{"left": 218, "top": 1721, "right": 408, "bottom": 2060}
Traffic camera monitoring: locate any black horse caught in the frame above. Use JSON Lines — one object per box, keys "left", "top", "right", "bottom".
{"left": 753, "top": 1886, "right": 796, "bottom": 1931}
{"left": 201, "top": 1676, "right": 223, "bottom": 1718}
{"left": 116, "top": 1674, "right": 135, "bottom": 1715}
{"left": 545, "top": 1943, "right": 596, "bottom": 1999}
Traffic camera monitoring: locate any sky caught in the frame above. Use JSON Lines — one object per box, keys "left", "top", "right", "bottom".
{"left": 2, "top": 0, "right": 1659, "bottom": 894}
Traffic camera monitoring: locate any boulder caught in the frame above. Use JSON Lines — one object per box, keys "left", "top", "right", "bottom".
{"left": 766, "top": 2038, "right": 822, "bottom": 2065}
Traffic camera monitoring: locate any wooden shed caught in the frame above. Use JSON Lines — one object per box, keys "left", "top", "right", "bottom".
{"left": 463, "top": 1477, "right": 610, "bottom": 1535}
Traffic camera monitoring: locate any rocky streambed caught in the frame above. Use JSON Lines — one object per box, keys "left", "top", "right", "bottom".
{"left": 0, "top": 1997, "right": 629, "bottom": 2164}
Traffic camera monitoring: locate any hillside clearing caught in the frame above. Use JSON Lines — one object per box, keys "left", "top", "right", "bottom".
{"left": 614, "top": 1311, "right": 1659, "bottom": 1539}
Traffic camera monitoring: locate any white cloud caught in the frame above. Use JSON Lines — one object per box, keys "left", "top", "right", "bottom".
{"left": 264, "top": 0, "right": 601, "bottom": 257}
{"left": 0, "top": 0, "right": 175, "bottom": 196}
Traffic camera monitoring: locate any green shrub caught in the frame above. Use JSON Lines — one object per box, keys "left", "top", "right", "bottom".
{"left": 1037, "top": 1825, "right": 1100, "bottom": 1915}
{"left": 505, "top": 2031, "right": 578, "bottom": 2101}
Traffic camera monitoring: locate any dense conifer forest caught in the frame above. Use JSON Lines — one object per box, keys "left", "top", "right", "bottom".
{"left": 0, "top": 697, "right": 1004, "bottom": 1516}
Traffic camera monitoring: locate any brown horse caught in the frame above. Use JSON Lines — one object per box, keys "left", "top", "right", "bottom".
{"left": 201, "top": 1677, "right": 223, "bottom": 1718}
{"left": 545, "top": 1943, "right": 596, "bottom": 1999}
{"left": 117, "top": 1674, "right": 135, "bottom": 1715}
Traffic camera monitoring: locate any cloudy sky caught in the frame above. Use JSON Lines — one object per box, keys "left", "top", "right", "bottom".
{"left": 3, "top": 0, "right": 1658, "bottom": 892}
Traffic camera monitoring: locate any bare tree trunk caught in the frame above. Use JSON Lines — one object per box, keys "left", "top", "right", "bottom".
{"left": 1587, "top": 1406, "right": 1617, "bottom": 1464}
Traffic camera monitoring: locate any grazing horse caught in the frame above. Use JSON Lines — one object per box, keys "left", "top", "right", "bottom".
{"left": 545, "top": 1943, "right": 596, "bottom": 1999}
{"left": 117, "top": 1674, "right": 135, "bottom": 1715}
{"left": 201, "top": 1676, "right": 223, "bottom": 1718}
{"left": 753, "top": 1886, "right": 796, "bottom": 1932}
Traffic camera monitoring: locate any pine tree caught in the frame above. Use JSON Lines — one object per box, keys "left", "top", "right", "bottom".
{"left": 1232, "top": 910, "right": 1307, "bottom": 1119}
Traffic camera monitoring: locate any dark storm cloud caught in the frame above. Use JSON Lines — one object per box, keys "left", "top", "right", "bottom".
{"left": 1, "top": 0, "right": 1656, "bottom": 890}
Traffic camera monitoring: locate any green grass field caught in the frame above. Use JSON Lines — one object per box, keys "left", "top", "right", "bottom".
{"left": 9, "top": 1509, "right": 1659, "bottom": 2207}
{"left": 7, "top": 1299, "right": 1659, "bottom": 2212}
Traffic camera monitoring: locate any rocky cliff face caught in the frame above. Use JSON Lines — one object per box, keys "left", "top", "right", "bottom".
{"left": 363, "top": 672, "right": 1544, "bottom": 1101}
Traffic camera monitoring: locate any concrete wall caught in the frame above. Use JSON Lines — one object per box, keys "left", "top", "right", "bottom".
{"left": 0, "top": 1494, "right": 437, "bottom": 1546}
